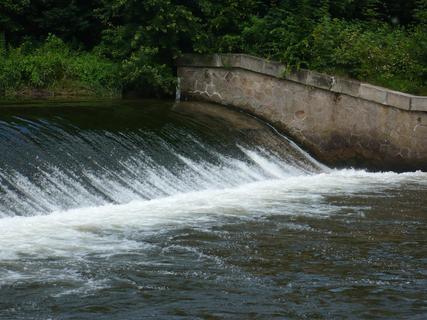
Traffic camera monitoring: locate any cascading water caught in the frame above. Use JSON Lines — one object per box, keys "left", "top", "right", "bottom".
{"left": 0, "top": 100, "right": 426, "bottom": 319}
{"left": 0, "top": 100, "right": 324, "bottom": 217}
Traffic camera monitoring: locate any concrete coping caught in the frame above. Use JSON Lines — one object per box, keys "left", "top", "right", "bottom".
{"left": 176, "top": 53, "right": 427, "bottom": 112}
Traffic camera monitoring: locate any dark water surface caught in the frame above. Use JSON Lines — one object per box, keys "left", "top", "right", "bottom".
{"left": 0, "top": 99, "right": 426, "bottom": 319}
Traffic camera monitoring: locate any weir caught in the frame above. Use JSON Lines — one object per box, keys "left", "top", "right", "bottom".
{"left": 177, "top": 54, "right": 427, "bottom": 171}
{"left": 0, "top": 101, "right": 323, "bottom": 217}
{"left": 1, "top": 100, "right": 426, "bottom": 318}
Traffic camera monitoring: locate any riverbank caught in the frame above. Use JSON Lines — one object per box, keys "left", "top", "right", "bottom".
{"left": 2, "top": 83, "right": 119, "bottom": 99}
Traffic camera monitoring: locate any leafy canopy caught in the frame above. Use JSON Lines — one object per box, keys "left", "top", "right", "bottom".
{"left": 0, "top": 0, "right": 426, "bottom": 95}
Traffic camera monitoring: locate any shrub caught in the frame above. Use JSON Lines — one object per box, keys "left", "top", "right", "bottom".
{"left": 306, "top": 18, "right": 427, "bottom": 94}
{"left": 0, "top": 35, "right": 121, "bottom": 97}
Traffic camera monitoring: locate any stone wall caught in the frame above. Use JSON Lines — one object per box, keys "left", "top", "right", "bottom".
{"left": 177, "top": 54, "right": 427, "bottom": 171}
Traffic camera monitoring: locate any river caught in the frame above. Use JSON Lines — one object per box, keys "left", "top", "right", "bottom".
{"left": 0, "top": 100, "right": 426, "bottom": 319}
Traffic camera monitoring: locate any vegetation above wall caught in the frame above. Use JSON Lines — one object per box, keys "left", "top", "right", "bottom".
{"left": 1, "top": 0, "right": 426, "bottom": 97}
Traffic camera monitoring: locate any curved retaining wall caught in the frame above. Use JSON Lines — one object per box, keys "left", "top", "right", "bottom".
{"left": 177, "top": 54, "right": 427, "bottom": 171}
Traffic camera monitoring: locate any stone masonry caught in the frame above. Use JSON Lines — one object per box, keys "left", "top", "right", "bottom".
{"left": 177, "top": 54, "right": 427, "bottom": 171}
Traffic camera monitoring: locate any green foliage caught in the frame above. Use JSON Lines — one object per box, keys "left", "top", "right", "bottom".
{"left": 0, "top": 0, "right": 30, "bottom": 32}
{"left": 0, "top": 0, "right": 426, "bottom": 96}
{"left": 0, "top": 31, "right": 5, "bottom": 57}
{"left": 0, "top": 35, "right": 121, "bottom": 97}
{"left": 192, "top": 0, "right": 427, "bottom": 94}
{"left": 94, "top": 0, "right": 199, "bottom": 95}
{"left": 305, "top": 18, "right": 427, "bottom": 93}
{"left": 414, "top": 0, "right": 427, "bottom": 23}
{"left": 120, "top": 47, "right": 176, "bottom": 96}
{"left": 191, "top": 0, "right": 260, "bottom": 53}
{"left": 238, "top": 9, "right": 313, "bottom": 70}
{"left": 0, "top": 0, "right": 102, "bottom": 47}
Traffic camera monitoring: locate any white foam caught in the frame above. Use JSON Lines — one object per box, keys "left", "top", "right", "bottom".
{"left": 0, "top": 169, "right": 425, "bottom": 261}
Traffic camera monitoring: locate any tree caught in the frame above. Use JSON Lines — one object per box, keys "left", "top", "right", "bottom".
{"left": 0, "top": 0, "right": 30, "bottom": 45}
{"left": 95, "top": 0, "right": 200, "bottom": 94}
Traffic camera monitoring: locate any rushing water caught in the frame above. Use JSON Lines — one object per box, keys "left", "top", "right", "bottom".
{"left": 0, "top": 99, "right": 426, "bottom": 319}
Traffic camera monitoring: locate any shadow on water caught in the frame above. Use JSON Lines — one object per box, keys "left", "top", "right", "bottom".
{"left": 0, "top": 99, "right": 426, "bottom": 319}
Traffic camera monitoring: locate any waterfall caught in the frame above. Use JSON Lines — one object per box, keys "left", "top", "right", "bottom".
{"left": 0, "top": 100, "right": 324, "bottom": 218}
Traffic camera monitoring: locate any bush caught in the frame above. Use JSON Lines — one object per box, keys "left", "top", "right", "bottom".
{"left": 0, "top": 35, "right": 121, "bottom": 97}
{"left": 305, "top": 18, "right": 427, "bottom": 94}
{"left": 221, "top": 9, "right": 427, "bottom": 95}
{"left": 1, "top": 1, "right": 427, "bottom": 96}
